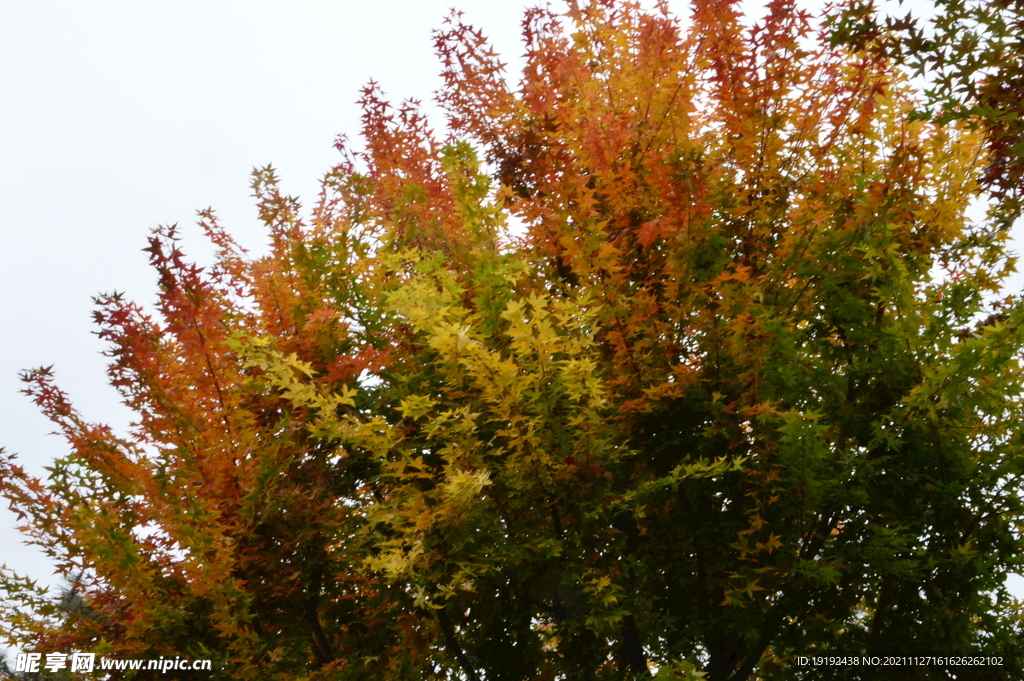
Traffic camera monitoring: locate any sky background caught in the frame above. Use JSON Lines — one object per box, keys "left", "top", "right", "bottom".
{"left": 1, "top": 0, "right": 1021, "bottom": 648}
{"left": 0, "top": 0, "right": 534, "bottom": 592}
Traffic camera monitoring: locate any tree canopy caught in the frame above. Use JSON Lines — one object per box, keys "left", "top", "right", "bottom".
{"left": 3, "top": 0, "right": 1024, "bottom": 679}
{"left": 828, "top": 0, "right": 1024, "bottom": 224}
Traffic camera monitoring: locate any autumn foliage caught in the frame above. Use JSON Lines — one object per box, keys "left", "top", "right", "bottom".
{"left": 3, "top": 1, "right": 1024, "bottom": 679}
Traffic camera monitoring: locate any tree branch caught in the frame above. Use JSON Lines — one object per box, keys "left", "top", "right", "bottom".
{"left": 438, "top": 608, "right": 481, "bottom": 681}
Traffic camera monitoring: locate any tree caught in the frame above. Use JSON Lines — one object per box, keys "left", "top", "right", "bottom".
{"left": 3, "top": 0, "right": 1024, "bottom": 679}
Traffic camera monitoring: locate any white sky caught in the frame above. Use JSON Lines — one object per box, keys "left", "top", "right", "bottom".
{"left": 1, "top": 0, "right": 1021, "bottom": 648}
{"left": 0, "top": 0, "right": 535, "bottom": 590}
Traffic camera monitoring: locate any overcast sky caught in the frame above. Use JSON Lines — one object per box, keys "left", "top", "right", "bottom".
{"left": 0, "top": 0, "right": 539, "bottom": 588}
{"left": 1, "top": 0, "right": 1020, "bottom": 638}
